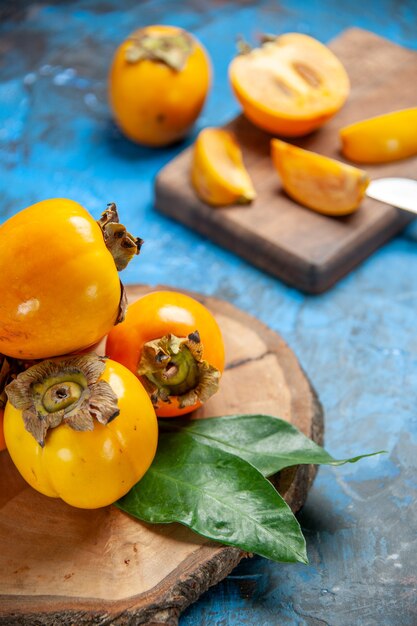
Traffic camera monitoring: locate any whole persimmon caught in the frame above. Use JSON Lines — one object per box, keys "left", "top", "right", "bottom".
{"left": 4, "top": 355, "right": 158, "bottom": 508}
{"left": 0, "top": 199, "right": 141, "bottom": 360}
{"left": 106, "top": 290, "right": 225, "bottom": 417}
{"left": 109, "top": 25, "right": 211, "bottom": 146}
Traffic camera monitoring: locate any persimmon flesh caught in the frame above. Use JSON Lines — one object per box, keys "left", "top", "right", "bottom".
{"left": 229, "top": 33, "right": 350, "bottom": 137}
{"left": 191, "top": 127, "right": 256, "bottom": 206}
{"left": 271, "top": 139, "right": 369, "bottom": 216}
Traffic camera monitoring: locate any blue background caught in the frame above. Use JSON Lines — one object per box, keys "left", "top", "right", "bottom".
{"left": 1, "top": 1, "right": 416, "bottom": 624}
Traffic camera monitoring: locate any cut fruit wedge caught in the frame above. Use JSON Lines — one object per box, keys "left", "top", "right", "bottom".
{"left": 229, "top": 33, "right": 350, "bottom": 137}
{"left": 340, "top": 107, "right": 417, "bottom": 163}
{"left": 271, "top": 139, "right": 369, "bottom": 216}
{"left": 191, "top": 127, "right": 256, "bottom": 207}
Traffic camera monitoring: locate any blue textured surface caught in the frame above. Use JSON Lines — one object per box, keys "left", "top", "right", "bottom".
{"left": 1, "top": 1, "right": 416, "bottom": 624}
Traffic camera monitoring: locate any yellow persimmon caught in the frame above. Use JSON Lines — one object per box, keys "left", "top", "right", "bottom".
{"left": 109, "top": 25, "right": 211, "bottom": 146}
{"left": 271, "top": 139, "right": 369, "bottom": 216}
{"left": 229, "top": 33, "right": 350, "bottom": 137}
{"left": 191, "top": 127, "right": 256, "bottom": 206}
{"left": 340, "top": 108, "right": 417, "bottom": 163}
{"left": 0, "top": 199, "right": 141, "bottom": 360}
{"left": 4, "top": 356, "right": 158, "bottom": 509}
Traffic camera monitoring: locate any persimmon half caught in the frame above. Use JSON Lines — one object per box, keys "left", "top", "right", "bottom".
{"left": 229, "top": 33, "right": 350, "bottom": 137}
{"left": 106, "top": 290, "right": 225, "bottom": 417}
{"left": 109, "top": 25, "right": 211, "bottom": 147}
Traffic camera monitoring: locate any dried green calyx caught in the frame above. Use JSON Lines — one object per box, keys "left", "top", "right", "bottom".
{"left": 125, "top": 29, "right": 194, "bottom": 71}
{"left": 98, "top": 203, "right": 143, "bottom": 272}
{"left": 5, "top": 354, "right": 119, "bottom": 447}
{"left": 138, "top": 331, "right": 220, "bottom": 409}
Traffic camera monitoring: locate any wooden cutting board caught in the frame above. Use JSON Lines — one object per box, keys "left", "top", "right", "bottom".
{"left": 0, "top": 285, "right": 323, "bottom": 625}
{"left": 155, "top": 28, "right": 417, "bottom": 294}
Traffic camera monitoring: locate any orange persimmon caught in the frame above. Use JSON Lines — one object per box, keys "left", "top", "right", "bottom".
{"left": 229, "top": 33, "right": 350, "bottom": 137}
{"left": 0, "top": 199, "right": 140, "bottom": 360}
{"left": 109, "top": 25, "right": 211, "bottom": 146}
{"left": 271, "top": 139, "right": 369, "bottom": 216}
{"left": 106, "top": 290, "right": 225, "bottom": 417}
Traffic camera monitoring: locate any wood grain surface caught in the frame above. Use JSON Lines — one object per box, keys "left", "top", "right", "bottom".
{"left": 155, "top": 28, "right": 417, "bottom": 294}
{"left": 0, "top": 285, "right": 323, "bottom": 625}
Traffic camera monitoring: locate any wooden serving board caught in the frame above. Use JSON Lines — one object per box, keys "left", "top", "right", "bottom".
{"left": 0, "top": 285, "right": 323, "bottom": 625}
{"left": 155, "top": 28, "right": 417, "bottom": 294}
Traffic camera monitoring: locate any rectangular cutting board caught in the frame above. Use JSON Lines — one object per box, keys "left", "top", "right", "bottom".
{"left": 155, "top": 28, "right": 417, "bottom": 294}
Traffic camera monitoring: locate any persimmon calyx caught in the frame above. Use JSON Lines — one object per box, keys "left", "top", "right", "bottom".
{"left": 0, "top": 355, "right": 13, "bottom": 409}
{"left": 0, "top": 354, "right": 24, "bottom": 409}
{"left": 116, "top": 280, "right": 128, "bottom": 325}
{"left": 5, "top": 354, "right": 120, "bottom": 447}
{"left": 125, "top": 30, "right": 194, "bottom": 71}
{"left": 137, "top": 332, "right": 221, "bottom": 409}
{"left": 98, "top": 203, "right": 143, "bottom": 271}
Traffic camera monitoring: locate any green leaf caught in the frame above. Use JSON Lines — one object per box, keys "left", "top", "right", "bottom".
{"left": 159, "top": 414, "right": 384, "bottom": 477}
{"left": 117, "top": 432, "right": 308, "bottom": 564}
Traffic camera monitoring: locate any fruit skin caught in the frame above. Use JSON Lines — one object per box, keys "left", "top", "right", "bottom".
{"left": 0, "top": 410, "right": 5, "bottom": 451}
{"left": 4, "top": 359, "right": 158, "bottom": 509}
{"left": 229, "top": 33, "right": 350, "bottom": 137}
{"left": 191, "top": 127, "right": 256, "bottom": 206}
{"left": 0, "top": 198, "right": 122, "bottom": 360}
{"left": 340, "top": 108, "right": 417, "bottom": 163}
{"left": 106, "top": 291, "right": 225, "bottom": 417}
{"left": 271, "top": 139, "right": 369, "bottom": 216}
{"left": 109, "top": 25, "right": 211, "bottom": 147}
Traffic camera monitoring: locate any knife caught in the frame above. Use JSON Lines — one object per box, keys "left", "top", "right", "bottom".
{"left": 366, "top": 177, "right": 417, "bottom": 215}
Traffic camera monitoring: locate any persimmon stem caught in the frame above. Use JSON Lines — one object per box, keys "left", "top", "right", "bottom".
{"left": 42, "top": 381, "right": 83, "bottom": 413}
{"left": 137, "top": 332, "right": 221, "bottom": 409}
{"left": 146, "top": 343, "right": 199, "bottom": 397}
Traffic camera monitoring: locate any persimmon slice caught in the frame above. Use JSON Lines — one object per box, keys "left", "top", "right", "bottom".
{"left": 271, "top": 139, "right": 369, "bottom": 216}
{"left": 340, "top": 108, "right": 417, "bottom": 163}
{"left": 229, "top": 33, "right": 350, "bottom": 137}
{"left": 191, "top": 127, "right": 256, "bottom": 206}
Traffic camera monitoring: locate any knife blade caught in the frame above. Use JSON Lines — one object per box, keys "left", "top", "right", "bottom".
{"left": 366, "top": 177, "right": 417, "bottom": 215}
